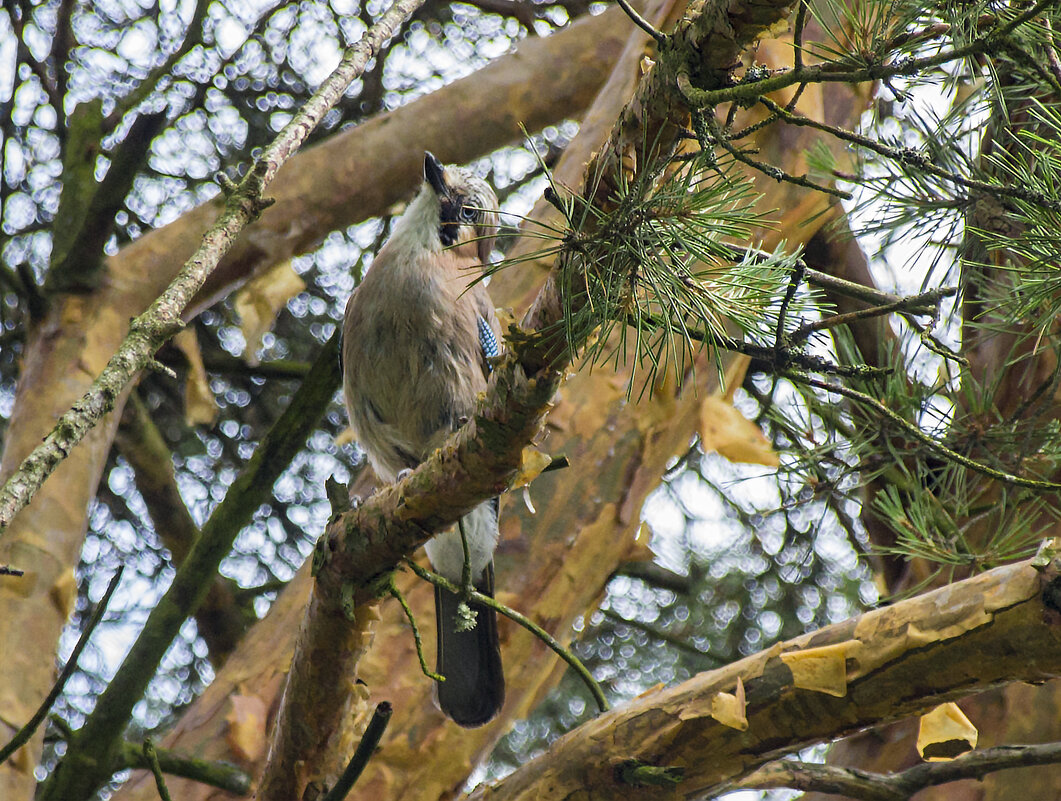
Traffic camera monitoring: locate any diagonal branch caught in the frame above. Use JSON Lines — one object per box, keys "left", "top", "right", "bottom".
{"left": 465, "top": 559, "right": 1061, "bottom": 800}
{"left": 264, "top": 0, "right": 808, "bottom": 797}
{"left": 0, "top": 0, "right": 425, "bottom": 538}
{"left": 38, "top": 333, "right": 341, "bottom": 801}
{"left": 103, "top": 0, "right": 212, "bottom": 131}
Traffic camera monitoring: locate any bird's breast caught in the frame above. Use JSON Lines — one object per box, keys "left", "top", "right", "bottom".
{"left": 346, "top": 259, "right": 486, "bottom": 458}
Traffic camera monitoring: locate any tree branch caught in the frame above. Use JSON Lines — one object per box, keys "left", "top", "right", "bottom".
{"left": 464, "top": 559, "right": 1061, "bottom": 800}
{"left": 0, "top": 0, "right": 425, "bottom": 537}
{"left": 261, "top": 0, "right": 815, "bottom": 796}
{"left": 37, "top": 333, "right": 341, "bottom": 801}
{"left": 114, "top": 393, "right": 251, "bottom": 665}
{"left": 0, "top": 567, "right": 123, "bottom": 765}
{"left": 118, "top": 740, "right": 250, "bottom": 797}
{"left": 731, "top": 742, "right": 1061, "bottom": 800}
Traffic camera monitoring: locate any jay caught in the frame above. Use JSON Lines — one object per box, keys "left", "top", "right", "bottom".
{"left": 342, "top": 152, "right": 504, "bottom": 727}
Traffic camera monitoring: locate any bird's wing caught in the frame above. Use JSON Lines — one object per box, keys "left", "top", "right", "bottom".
{"left": 477, "top": 313, "right": 499, "bottom": 374}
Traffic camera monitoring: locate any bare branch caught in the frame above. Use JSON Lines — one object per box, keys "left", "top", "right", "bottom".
{"left": 0, "top": 0, "right": 425, "bottom": 537}
{"left": 731, "top": 742, "right": 1061, "bottom": 800}
{"left": 0, "top": 567, "right": 124, "bottom": 766}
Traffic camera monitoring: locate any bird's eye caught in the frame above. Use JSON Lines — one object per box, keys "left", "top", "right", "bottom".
{"left": 459, "top": 205, "right": 477, "bottom": 223}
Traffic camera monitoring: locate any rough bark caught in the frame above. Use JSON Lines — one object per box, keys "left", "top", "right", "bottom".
{"left": 0, "top": 14, "right": 627, "bottom": 800}
{"left": 469, "top": 559, "right": 1061, "bottom": 801}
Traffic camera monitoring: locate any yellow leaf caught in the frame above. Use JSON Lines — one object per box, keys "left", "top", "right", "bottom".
{"left": 512, "top": 446, "right": 551, "bottom": 489}
{"left": 779, "top": 641, "right": 858, "bottom": 697}
{"left": 234, "top": 259, "right": 306, "bottom": 366}
{"left": 174, "top": 328, "right": 218, "bottom": 427}
{"left": 699, "top": 396, "right": 779, "bottom": 467}
{"left": 698, "top": 355, "right": 779, "bottom": 467}
{"left": 710, "top": 676, "right": 748, "bottom": 730}
{"left": 621, "top": 521, "right": 656, "bottom": 563}
{"left": 917, "top": 703, "right": 978, "bottom": 761}
{"left": 48, "top": 569, "right": 77, "bottom": 618}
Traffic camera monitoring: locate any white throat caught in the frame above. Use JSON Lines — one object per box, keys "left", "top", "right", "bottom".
{"left": 388, "top": 184, "right": 442, "bottom": 255}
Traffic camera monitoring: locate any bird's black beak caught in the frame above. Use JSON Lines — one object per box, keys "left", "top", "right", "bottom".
{"left": 424, "top": 151, "right": 448, "bottom": 197}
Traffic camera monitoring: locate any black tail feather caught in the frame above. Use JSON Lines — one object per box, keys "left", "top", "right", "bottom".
{"left": 434, "top": 564, "right": 504, "bottom": 727}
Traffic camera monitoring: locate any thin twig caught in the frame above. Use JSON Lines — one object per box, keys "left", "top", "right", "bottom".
{"left": 1046, "top": 20, "right": 1061, "bottom": 87}
{"left": 0, "top": 567, "right": 124, "bottom": 764}
{"left": 694, "top": 109, "right": 851, "bottom": 200}
{"left": 388, "top": 577, "right": 444, "bottom": 681}
{"left": 677, "top": 0, "right": 1058, "bottom": 109}
{"left": 796, "top": 375, "right": 1061, "bottom": 491}
{"left": 103, "top": 0, "right": 212, "bottom": 130}
{"left": 792, "top": 0, "right": 808, "bottom": 71}
{"left": 777, "top": 258, "right": 807, "bottom": 344}
{"left": 320, "top": 702, "right": 393, "bottom": 801}
{"left": 142, "top": 741, "right": 172, "bottom": 801}
{"left": 119, "top": 740, "right": 251, "bottom": 795}
{"left": 406, "top": 560, "right": 610, "bottom": 713}
{"left": 759, "top": 96, "right": 1061, "bottom": 212}
{"left": 600, "top": 608, "right": 721, "bottom": 660}
{"left": 788, "top": 285, "right": 958, "bottom": 343}
{"left": 614, "top": 0, "right": 667, "bottom": 46}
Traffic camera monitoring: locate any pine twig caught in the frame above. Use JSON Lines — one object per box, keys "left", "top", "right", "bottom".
{"left": 406, "top": 560, "right": 610, "bottom": 713}
{"left": 796, "top": 375, "right": 1061, "bottom": 491}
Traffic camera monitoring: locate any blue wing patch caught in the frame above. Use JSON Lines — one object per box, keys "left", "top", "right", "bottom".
{"left": 477, "top": 314, "right": 499, "bottom": 371}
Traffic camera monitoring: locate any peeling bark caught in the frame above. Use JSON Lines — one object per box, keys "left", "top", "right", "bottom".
{"left": 470, "top": 560, "right": 1061, "bottom": 801}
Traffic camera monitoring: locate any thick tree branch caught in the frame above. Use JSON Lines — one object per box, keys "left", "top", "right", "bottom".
{"left": 0, "top": 12, "right": 640, "bottom": 799}
{"left": 25, "top": 1, "right": 436, "bottom": 786}
{"left": 466, "top": 559, "right": 1061, "bottom": 800}
{"left": 263, "top": 0, "right": 807, "bottom": 796}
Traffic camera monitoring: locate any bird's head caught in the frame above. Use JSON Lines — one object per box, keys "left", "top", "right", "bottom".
{"left": 421, "top": 151, "right": 499, "bottom": 264}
